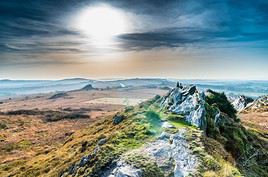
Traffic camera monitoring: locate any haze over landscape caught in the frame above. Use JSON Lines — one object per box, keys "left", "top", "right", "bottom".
{"left": 0, "top": 1, "right": 268, "bottom": 177}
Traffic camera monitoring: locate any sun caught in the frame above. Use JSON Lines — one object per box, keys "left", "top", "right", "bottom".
{"left": 74, "top": 5, "right": 128, "bottom": 46}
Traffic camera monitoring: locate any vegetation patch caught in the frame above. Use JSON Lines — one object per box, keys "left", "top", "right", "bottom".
{"left": 0, "top": 122, "right": 8, "bottom": 130}
{"left": 43, "top": 112, "right": 89, "bottom": 122}
{"left": 206, "top": 89, "right": 237, "bottom": 118}
{"left": 205, "top": 91, "right": 268, "bottom": 177}
{"left": 0, "top": 109, "right": 90, "bottom": 122}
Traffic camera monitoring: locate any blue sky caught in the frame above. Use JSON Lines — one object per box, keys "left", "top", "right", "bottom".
{"left": 0, "top": 0, "right": 268, "bottom": 79}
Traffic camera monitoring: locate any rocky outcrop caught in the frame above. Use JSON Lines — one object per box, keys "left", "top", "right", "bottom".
{"left": 231, "top": 95, "right": 254, "bottom": 112}
{"left": 242, "top": 95, "right": 268, "bottom": 112}
{"left": 81, "top": 84, "right": 95, "bottom": 91}
{"left": 161, "top": 82, "right": 206, "bottom": 130}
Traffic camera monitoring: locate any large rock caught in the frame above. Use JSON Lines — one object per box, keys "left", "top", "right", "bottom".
{"left": 161, "top": 82, "right": 206, "bottom": 130}
{"left": 113, "top": 114, "right": 125, "bottom": 125}
{"left": 98, "top": 138, "right": 107, "bottom": 146}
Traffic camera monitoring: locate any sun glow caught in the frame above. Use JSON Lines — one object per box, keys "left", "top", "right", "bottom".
{"left": 74, "top": 5, "right": 128, "bottom": 47}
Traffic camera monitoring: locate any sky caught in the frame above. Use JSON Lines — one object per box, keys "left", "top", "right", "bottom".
{"left": 0, "top": 0, "right": 268, "bottom": 80}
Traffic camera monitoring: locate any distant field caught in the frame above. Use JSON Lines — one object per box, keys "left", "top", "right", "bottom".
{"left": 1, "top": 79, "right": 268, "bottom": 100}
{"left": 86, "top": 97, "right": 147, "bottom": 106}
{"left": 239, "top": 112, "right": 268, "bottom": 133}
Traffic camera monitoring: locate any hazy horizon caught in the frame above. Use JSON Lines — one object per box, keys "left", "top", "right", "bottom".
{"left": 1, "top": 77, "right": 268, "bottom": 81}
{"left": 1, "top": 78, "right": 267, "bottom": 99}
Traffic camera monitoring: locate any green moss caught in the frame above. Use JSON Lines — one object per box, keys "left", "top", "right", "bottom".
{"left": 157, "top": 109, "right": 193, "bottom": 129}
{"left": 144, "top": 111, "right": 162, "bottom": 133}
{"left": 206, "top": 90, "right": 237, "bottom": 118}
{"left": 166, "top": 113, "right": 184, "bottom": 121}
{"left": 203, "top": 155, "right": 221, "bottom": 171}
{"left": 204, "top": 103, "right": 221, "bottom": 138}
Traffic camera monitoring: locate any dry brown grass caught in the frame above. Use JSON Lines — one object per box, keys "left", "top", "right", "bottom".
{"left": 239, "top": 112, "right": 268, "bottom": 133}
{"left": 0, "top": 114, "right": 93, "bottom": 163}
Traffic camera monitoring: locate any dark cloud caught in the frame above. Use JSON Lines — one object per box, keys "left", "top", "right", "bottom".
{"left": 118, "top": 27, "right": 268, "bottom": 50}
{"left": 0, "top": 0, "right": 268, "bottom": 55}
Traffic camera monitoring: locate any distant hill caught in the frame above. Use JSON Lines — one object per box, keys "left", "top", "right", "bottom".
{"left": 80, "top": 84, "right": 95, "bottom": 91}
{"left": 1, "top": 78, "right": 268, "bottom": 100}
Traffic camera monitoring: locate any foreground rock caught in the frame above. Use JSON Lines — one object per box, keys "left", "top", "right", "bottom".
{"left": 113, "top": 114, "right": 125, "bottom": 125}
{"left": 142, "top": 129, "right": 199, "bottom": 177}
